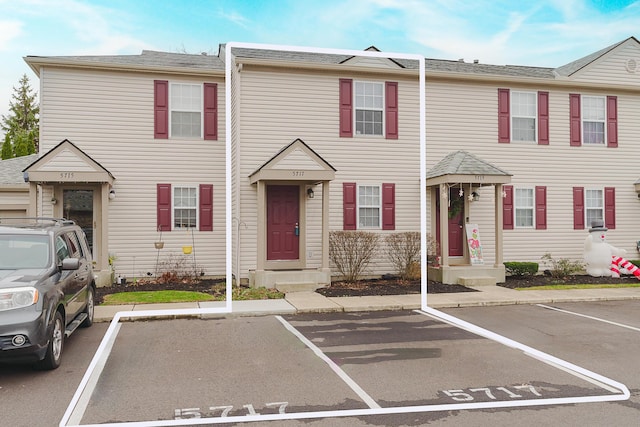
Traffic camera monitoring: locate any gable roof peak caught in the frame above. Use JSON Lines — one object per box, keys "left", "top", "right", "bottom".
{"left": 554, "top": 36, "right": 639, "bottom": 77}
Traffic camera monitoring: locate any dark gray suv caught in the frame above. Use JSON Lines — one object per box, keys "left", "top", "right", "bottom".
{"left": 0, "top": 217, "right": 95, "bottom": 370}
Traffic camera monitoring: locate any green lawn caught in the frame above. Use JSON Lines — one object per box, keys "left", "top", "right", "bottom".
{"left": 101, "top": 287, "right": 285, "bottom": 305}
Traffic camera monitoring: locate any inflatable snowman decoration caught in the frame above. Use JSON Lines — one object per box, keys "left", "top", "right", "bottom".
{"left": 584, "top": 219, "right": 640, "bottom": 279}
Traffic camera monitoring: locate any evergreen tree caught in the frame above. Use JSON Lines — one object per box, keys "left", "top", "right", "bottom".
{"left": 1, "top": 134, "right": 13, "bottom": 160}
{"left": 1, "top": 74, "right": 39, "bottom": 156}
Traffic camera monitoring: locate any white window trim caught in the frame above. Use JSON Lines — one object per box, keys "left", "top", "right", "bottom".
{"left": 169, "top": 82, "right": 204, "bottom": 139}
{"left": 354, "top": 80, "right": 385, "bottom": 137}
{"left": 514, "top": 187, "right": 535, "bottom": 229}
{"left": 172, "top": 185, "right": 199, "bottom": 230}
{"left": 585, "top": 188, "right": 604, "bottom": 226}
{"left": 510, "top": 90, "right": 537, "bottom": 143}
{"left": 581, "top": 95, "right": 606, "bottom": 145}
{"left": 357, "top": 183, "right": 382, "bottom": 229}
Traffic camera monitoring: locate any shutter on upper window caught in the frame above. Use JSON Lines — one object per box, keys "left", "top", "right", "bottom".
{"left": 157, "top": 183, "right": 172, "bottom": 231}
{"left": 573, "top": 187, "right": 585, "bottom": 229}
{"left": 498, "top": 89, "right": 510, "bottom": 143}
{"left": 385, "top": 82, "right": 398, "bottom": 139}
{"left": 538, "top": 91, "right": 549, "bottom": 145}
{"left": 382, "top": 183, "right": 395, "bottom": 230}
{"left": 199, "top": 184, "right": 213, "bottom": 231}
{"left": 503, "top": 185, "right": 513, "bottom": 230}
{"left": 607, "top": 96, "right": 618, "bottom": 148}
{"left": 343, "top": 182, "right": 356, "bottom": 230}
{"left": 604, "top": 187, "right": 616, "bottom": 229}
{"left": 203, "top": 83, "right": 218, "bottom": 141}
{"left": 339, "top": 79, "right": 353, "bottom": 137}
{"left": 569, "top": 94, "right": 581, "bottom": 146}
{"left": 535, "top": 186, "right": 547, "bottom": 230}
{"left": 154, "top": 80, "right": 169, "bottom": 139}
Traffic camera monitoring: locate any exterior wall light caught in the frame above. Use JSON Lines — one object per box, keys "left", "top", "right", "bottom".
{"left": 307, "top": 187, "right": 314, "bottom": 199}
{"left": 471, "top": 191, "right": 480, "bottom": 202}
{"left": 109, "top": 188, "right": 116, "bottom": 200}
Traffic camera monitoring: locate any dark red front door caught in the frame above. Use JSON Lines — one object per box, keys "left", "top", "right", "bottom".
{"left": 267, "top": 185, "right": 299, "bottom": 260}
{"left": 435, "top": 187, "right": 464, "bottom": 257}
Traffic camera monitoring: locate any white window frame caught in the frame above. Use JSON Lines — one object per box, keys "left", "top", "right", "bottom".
{"left": 514, "top": 187, "right": 534, "bottom": 228}
{"left": 354, "top": 81, "right": 384, "bottom": 136}
{"left": 172, "top": 185, "right": 199, "bottom": 229}
{"left": 510, "top": 91, "right": 537, "bottom": 143}
{"left": 585, "top": 188, "right": 604, "bottom": 226}
{"left": 169, "top": 83, "right": 203, "bottom": 139}
{"left": 357, "top": 184, "right": 381, "bottom": 229}
{"left": 582, "top": 95, "right": 606, "bottom": 145}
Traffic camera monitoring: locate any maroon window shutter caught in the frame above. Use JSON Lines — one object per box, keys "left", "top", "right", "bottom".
{"left": 343, "top": 182, "right": 357, "bottom": 230}
{"left": 607, "top": 96, "right": 618, "bottom": 148}
{"left": 503, "top": 185, "right": 513, "bottom": 230}
{"left": 339, "top": 79, "right": 353, "bottom": 137}
{"left": 604, "top": 187, "right": 616, "bottom": 229}
{"left": 538, "top": 91, "right": 549, "bottom": 145}
{"left": 157, "top": 183, "right": 172, "bottom": 231}
{"left": 199, "top": 184, "right": 213, "bottom": 231}
{"left": 498, "top": 88, "right": 510, "bottom": 143}
{"left": 385, "top": 82, "right": 398, "bottom": 139}
{"left": 569, "top": 94, "right": 581, "bottom": 146}
{"left": 203, "top": 83, "right": 218, "bottom": 141}
{"left": 154, "top": 80, "right": 169, "bottom": 139}
{"left": 573, "top": 187, "right": 585, "bottom": 229}
{"left": 535, "top": 186, "right": 547, "bottom": 230}
{"left": 382, "top": 183, "right": 395, "bottom": 230}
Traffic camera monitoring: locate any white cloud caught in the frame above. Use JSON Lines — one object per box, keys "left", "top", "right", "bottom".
{"left": 0, "top": 20, "right": 23, "bottom": 50}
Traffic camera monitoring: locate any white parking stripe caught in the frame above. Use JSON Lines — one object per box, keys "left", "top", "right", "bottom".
{"left": 537, "top": 304, "right": 640, "bottom": 332}
{"left": 275, "top": 315, "right": 381, "bottom": 409}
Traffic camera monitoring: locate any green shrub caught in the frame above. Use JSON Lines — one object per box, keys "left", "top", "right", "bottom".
{"left": 540, "top": 253, "right": 584, "bottom": 278}
{"left": 504, "top": 261, "right": 538, "bottom": 276}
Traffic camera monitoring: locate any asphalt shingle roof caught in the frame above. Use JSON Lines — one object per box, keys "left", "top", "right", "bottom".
{"left": 0, "top": 154, "right": 37, "bottom": 184}
{"left": 426, "top": 151, "right": 511, "bottom": 179}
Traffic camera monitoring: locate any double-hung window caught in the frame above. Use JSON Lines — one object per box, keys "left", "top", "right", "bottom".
{"left": 514, "top": 188, "right": 534, "bottom": 228}
{"left": 582, "top": 96, "right": 606, "bottom": 144}
{"left": 171, "top": 83, "right": 202, "bottom": 138}
{"left": 585, "top": 189, "right": 604, "bottom": 226}
{"left": 358, "top": 185, "right": 381, "bottom": 228}
{"left": 355, "top": 82, "right": 384, "bottom": 136}
{"left": 511, "top": 91, "right": 537, "bottom": 142}
{"left": 173, "top": 186, "right": 198, "bottom": 229}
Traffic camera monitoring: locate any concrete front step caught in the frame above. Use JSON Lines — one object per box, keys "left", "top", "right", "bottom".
{"left": 458, "top": 276, "right": 497, "bottom": 286}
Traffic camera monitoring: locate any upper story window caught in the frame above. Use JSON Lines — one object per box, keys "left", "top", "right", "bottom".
{"left": 582, "top": 96, "right": 606, "bottom": 144}
{"left": 339, "top": 79, "right": 398, "bottom": 139}
{"left": 170, "top": 84, "right": 202, "bottom": 138}
{"left": 355, "top": 82, "right": 384, "bottom": 136}
{"left": 498, "top": 89, "right": 548, "bottom": 145}
{"left": 569, "top": 94, "right": 617, "bottom": 147}
{"left": 154, "top": 80, "right": 218, "bottom": 141}
{"left": 511, "top": 92, "right": 537, "bottom": 142}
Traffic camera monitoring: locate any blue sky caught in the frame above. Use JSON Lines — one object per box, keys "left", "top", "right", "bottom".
{"left": 1, "top": 0, "right": 640, "bottom": 125}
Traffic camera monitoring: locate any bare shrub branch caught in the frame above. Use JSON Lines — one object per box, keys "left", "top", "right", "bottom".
{"left": 329, "top": 231, "right": 380, "bottom": 283}
{"left": 384, "top": 232, "right": 421, "bottom": 280}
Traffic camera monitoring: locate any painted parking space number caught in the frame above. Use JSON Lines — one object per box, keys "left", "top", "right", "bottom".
{"left": 441, "top": 385, "right": 541, "bottom": 402}
{"left": 174, "top": 402, "right": 288, "bottom": 419}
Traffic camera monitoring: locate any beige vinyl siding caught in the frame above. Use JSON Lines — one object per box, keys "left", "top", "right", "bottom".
{"left": 569, "top": 41, "right": 640, "bottom": 85}
{"left": 39, "top": 67, "right": 226, "bottom": 278}
{"left": 426, "top": 76, "right": 640, "bottom": 266}
{"left": 235, "top": 66, "right": 421, "bottom": 277}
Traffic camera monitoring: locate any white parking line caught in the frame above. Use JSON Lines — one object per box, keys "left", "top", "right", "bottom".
{"left": 537, "top": 304, "right": 640, "bottom": 332}
{"left": 275, "top": 315, "right": 380, "bottom": 409}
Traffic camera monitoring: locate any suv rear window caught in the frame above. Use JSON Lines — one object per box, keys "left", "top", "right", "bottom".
{"left": 0, "top": 235, "right": 50, "bottom": 269}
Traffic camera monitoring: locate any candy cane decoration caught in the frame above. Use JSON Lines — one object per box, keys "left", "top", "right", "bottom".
{"left": 611, "top": 256, "right": 640, "bottom": 280}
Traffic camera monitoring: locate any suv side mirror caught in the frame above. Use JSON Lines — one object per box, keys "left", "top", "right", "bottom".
{"left": 61, "top": 258, "right": 80, "bottom": 271}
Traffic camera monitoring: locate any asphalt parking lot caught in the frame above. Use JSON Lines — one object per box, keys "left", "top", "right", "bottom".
{"left": 61, "top": 305, "right": 633, "bottom": 426}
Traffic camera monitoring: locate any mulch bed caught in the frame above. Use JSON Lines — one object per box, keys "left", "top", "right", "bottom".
{"left": 95, "top": 274, "right": 640, "bottom": 304}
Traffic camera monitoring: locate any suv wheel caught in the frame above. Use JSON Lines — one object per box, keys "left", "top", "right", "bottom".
{"left": 35, "top": 311, "right": 64, "bottom": 370}
{"left": 81, "top": 286, "right": 95, "bottom": 328}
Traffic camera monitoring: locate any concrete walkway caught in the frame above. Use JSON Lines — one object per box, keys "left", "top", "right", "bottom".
{"left": 94, "top": 285, "right": 640, "bottom": 322}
